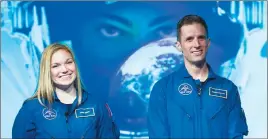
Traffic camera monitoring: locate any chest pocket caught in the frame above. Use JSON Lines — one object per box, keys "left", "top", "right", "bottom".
{"left": 74, "top": 107, "right": 98, "bottom": 138}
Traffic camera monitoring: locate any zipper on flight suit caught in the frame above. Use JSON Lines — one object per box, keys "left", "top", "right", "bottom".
{"left": 65, "top": 112, "right": 71, "bottom": 133}
{"left": 195, "top": 79, "right": 205, "bottom": 138}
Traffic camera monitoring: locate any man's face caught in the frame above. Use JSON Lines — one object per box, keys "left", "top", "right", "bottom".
{"left": 176, "top": 23, "right": 210, "bottom": 65}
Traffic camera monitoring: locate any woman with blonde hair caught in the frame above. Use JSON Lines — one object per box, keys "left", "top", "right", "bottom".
{"left": 12, "top": 43, "right": 120, "bottom": 138}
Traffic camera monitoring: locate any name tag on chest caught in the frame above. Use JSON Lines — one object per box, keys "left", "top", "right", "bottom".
{"left": 209, "top": 87, "right": 228, "bottom": 99}
{"left": 75, "top": 108, "right": 95, "bottom": 118}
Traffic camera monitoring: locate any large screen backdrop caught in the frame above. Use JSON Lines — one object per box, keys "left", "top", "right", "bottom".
{"left": 1, "top": 1, "right": 267, "bottom": 138}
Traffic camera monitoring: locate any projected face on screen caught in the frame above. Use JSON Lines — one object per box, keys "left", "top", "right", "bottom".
{"left": 76, "top": 2, "right": 178, "bottom": 73}
{"left": 82, "top": 9, "right": 175, "bottom": 58}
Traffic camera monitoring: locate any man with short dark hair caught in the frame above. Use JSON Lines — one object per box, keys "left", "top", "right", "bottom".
{"left": 147, "top": 14, "right": 248, "bottom": 138}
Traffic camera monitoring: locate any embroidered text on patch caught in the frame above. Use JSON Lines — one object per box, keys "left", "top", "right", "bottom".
{"left": 75, "top": 108, "right": 95, "bottom": 118}
{"left": 209, "top": 87, "right": 228, "bottom": 99}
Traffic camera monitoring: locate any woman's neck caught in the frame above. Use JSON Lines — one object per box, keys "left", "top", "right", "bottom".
{"left": 55, "top": 84, "right": 77, "bottom": 104}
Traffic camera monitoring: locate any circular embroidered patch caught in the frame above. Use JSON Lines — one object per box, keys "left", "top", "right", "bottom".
{"left": 43, "top": 108, "right": 57, "bottom": 120}
{"left": 178, "top": 83, "right": 193, "bottom": 95}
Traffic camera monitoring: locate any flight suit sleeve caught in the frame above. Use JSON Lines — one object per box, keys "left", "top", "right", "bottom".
{"left": 97, "top": 102, "right": 120, "bottom": 139}
{"left": 12, "top": 101, "right": 36, "bottom": 138}
{"left": 147, "top": 79, "right": 169, "bottom": 138}
{"left": 228, "top": 85, "right": 249, "bottom": 139}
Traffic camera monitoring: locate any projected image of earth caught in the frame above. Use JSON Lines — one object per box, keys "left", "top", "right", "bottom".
{"left": 109, "top": 37, "right": 184, "bottom": 136}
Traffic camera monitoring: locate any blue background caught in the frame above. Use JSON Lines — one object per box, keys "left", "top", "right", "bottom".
{"left": 1, "top": 1, "right": 267, "bottom": 138}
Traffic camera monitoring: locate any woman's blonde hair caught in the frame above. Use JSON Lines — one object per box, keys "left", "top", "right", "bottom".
{"left": 30, "top": 43, "right": 84, "bottom": 107}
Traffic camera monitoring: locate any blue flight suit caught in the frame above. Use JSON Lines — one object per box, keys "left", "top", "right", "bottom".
{"left": 12, "top": 90, "right": 120, "bottom": 139}
{"left": 148, "top": 64, "right": 248, "bottom": 138}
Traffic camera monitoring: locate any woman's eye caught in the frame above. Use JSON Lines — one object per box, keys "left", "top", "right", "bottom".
{"left": 100, "top": 25, "right": 122, "bottom": 37}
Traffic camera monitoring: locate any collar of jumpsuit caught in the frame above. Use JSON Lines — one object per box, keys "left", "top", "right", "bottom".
{"left": 179, "top": 63, "right": 217, "bottom": 80}
{"left": 52, "top": 89, "right": 88, "bottom": 116}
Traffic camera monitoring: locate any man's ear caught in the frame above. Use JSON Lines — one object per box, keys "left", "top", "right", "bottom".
{"left": 175, "top": 41, "right": 182, "bottom": 52}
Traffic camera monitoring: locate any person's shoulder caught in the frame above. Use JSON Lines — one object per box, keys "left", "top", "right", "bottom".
{"left": 20, "top": 97, "right": 40, "bottom": 112}
{"left": 214, "top": 75, "right": 239, "bottom": 99}
{"left": 82, "top": 91, "right": 111, "bottom": 113}
{"left": 215, "top": 75, "right": 237, "bottom": 88}
{"left": 154, "top": 69, "right": 180, "bottom": 86}
{"left": 23, "top": 97, "right": 39, "bottom": 105}
{"left": 82, "top": 90, "right": 105, "bottom": 105}
{"left": 150, "top": 70, "right": 179, "bottom": 95}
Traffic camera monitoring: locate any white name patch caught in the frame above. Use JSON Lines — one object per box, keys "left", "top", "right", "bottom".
{"left": 209, "top": 87, "right": 228, "bottom": 99}
{"left": 75, "top": 108, "right": 95, "bottom": 118}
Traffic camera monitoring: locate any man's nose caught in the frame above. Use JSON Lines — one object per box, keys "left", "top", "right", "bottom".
{"left": 193, "top": 38, "right": 201, "bottom": 47}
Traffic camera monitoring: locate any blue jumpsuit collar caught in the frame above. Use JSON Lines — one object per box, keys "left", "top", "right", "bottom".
{"left": 52, "top": 89, "right": 89, "bottom": 116}
{"left": 179, "top": 63, "right": 217, "bottom": 79}
{"left": 53, "top": 89, "right": 88, "bottom": 104}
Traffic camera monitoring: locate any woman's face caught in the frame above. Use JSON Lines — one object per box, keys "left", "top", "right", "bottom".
{"left": 50, "top": 49, "right": 77, "bottom": 88}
